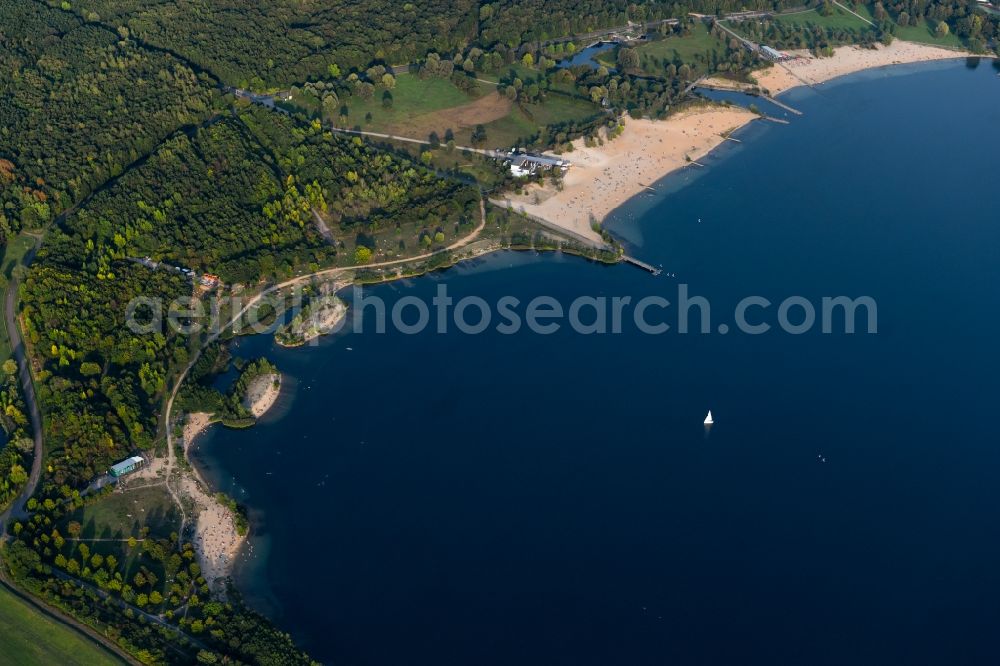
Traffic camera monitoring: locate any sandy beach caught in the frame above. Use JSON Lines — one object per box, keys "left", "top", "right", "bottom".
{"left": 183, "top": 411, "right": 213, "bottom": 445}
{"left": 244, "top": 372, "right": 281, "bottom": 418}
{"left": 182, "top": 474, "right": 245, "bottom": 591}
{"left": 176, "top": 411, "right": 244, "bottom": 591}
{"left": 747, "top": 41, "right": 971, "bottom": 95}
{"left": 499, "top": 106, "right": 757, "bottom": 241}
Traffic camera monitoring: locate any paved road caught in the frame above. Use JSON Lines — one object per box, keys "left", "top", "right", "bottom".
{"left": 0, "top": 238, "right": 43, "bottom": 533}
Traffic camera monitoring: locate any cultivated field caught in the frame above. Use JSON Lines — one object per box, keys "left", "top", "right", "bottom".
{"left": 0, "top": 585, "right": 122, "bottom": 665}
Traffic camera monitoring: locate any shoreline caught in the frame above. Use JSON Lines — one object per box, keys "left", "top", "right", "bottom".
{"left": 181, "top": 411, "right": 246, "bottom": 592}
{"left": 178, "top": 371, "right": 280, "bottom": 587}
{"left": 497, "top": 105, "right": 758, "bottom": 243}
{"left": 506, "top": 41, "right": 977, "bottom": 238}
{"left": 171, "top": 44, "right": 987, "bottom": 609}
{"left": 275, "top": 299, "right": 348, "bottom": 348}
{"left": 244, "top": 372, "right": 282, "bottom": 418}
{"left": 724, "top": 41, "right": 975, "bottom": 96}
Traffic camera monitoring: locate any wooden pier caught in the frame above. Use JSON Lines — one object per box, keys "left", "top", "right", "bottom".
{"left": 763, "top": 95, "right": 802, "bottom": 115}
{"left": 623, "top": 255, "right": 662, "bottom": 275}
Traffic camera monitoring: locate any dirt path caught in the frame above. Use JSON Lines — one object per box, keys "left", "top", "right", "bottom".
{"left": 329, "top": 126, "right": 497, "bottom": 157}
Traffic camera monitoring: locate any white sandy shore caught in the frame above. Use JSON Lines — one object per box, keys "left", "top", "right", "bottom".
{"left": 183, "top": 411, "right": 213, "bottom": 446}
{"left": 243, "top": 372, "right": 281, "bottom": 418}
{"left": 748, "top": 41, "right": 972, "bottom": 95}
{"left": 499, "top": 106, "right": 757, "bottom": 241}
{"left": 180, "top": 411, "right": 245, "bottom": 592}
{"left": 183, "top": 474, "right": 244, "bottom": 592}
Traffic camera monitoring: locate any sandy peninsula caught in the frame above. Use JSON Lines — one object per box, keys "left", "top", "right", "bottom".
{"left": 741, "top": 41, "right": 971, "bottom": 95}
{"left": 243, "top": 372, "right": 281, "bottom": 418}
{"left": 498, "top": 106, "right": 757, "bottom": 241}
{"left": 275, "top": 297, "right": 348, "bottom": 348}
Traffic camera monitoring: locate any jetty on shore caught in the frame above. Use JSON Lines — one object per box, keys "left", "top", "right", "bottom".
{"left": 623, "top": 255, "right": 663, "bottom": 275}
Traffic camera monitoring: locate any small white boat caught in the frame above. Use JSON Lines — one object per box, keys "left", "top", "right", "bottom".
{"left": 704, "top": 410, "right": 713, "bottom": 425}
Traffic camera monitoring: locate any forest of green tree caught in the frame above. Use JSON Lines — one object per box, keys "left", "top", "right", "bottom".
{"left": 0, "top": 360, "right": 32, "bottom": 510}
{"left": 55, "top": 0, "right": 998, "bottom": 92}
{"left": 0, "top": 0, "right": 216, "bottom": 243}
{"left": 67, "top": 0, "right": 479, "bottom": 88}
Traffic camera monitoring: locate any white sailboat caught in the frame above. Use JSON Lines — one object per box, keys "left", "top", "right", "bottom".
{"left": 704, "top": 410, "right": 714, "bottom": 425}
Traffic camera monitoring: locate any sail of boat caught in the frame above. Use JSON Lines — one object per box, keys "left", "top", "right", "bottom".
{"left": 704, "top": 410, "right": 713, "bottom": 425}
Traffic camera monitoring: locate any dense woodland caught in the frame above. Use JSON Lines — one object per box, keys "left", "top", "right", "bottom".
{"left": 63, "top": 117, "right": 327, "bottom": 283}
{"left": 20, "top": 256, "right": 189, "bottom": 487}
{"left": 241, "top": 108, "right": 479, "bottom": 235}
{"left": 0, "top": 0, "right": 215, "bottom": 243}
{"left": 19, "top": 106, "right": 478, "bottom": 490}
{"left": 67, "top": 0, "right": 479, "bottom": 88}
{"left": 0, "top": 361, "right": 33, "bottom": 510}
{"left": 38, "top": 0, "right": 999, "bottom": 96}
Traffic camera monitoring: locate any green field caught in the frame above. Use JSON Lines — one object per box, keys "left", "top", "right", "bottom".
{"left": 338, "top": 73, "right": 494, "bottom": 134}
{"left": 893, "top": 18, "right": 965, "bottom": 48}
{"left": 0, "top": 584, "right": 123, "bottom": 665}
{"left": 1, "top": 233, "right": 37, "bottom": 286}
{"left": 472, "top": 93, "right": 603, "bottom": 148}
{"left": 611, "top": 23, "right": 727, "bottom": 76}
{"left": 771, "top": 6, "right": 873, "bottom": 32}
{"left": 67, "top": 486, "right": 180, "bottom": 541}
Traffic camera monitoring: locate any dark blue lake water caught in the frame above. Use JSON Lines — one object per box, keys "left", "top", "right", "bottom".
{"left": 557, "top": 42, "right": 617, "bottom": 69}
{"left": 194, "top": 61, "right": 1000, "bottom": 665}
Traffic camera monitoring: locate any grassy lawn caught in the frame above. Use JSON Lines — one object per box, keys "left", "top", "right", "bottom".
{"left": 59, "top": 486, "right": 181, "bottom": 596}
{"left": 340, "top": 73, "right": 495, "bottom": 136}
{"left": 611, "top": 23, "right": 727, "bottom": 76}
{"left": 67, "top": 486, "right": 180, "bottom": 541}
{"left": 471, "top": 93, "right": 603, "bottom": 148}
{"left": 772, "top": 6, "right": 873, "bottom": 32}
{"left": 893, "top": 19, "right": 965, "bottom": 48}
{"left": 1, "top": 233, "right": 37, "bottom": 286}
{"left": 0, "top": 584, "right": 123, "bottom": 665}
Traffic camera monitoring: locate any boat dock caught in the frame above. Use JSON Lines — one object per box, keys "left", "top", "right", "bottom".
{"left": 764, "top": 95, "right": 802, "bottom": 115}
{"left": 623, "top": 255, "right": 662, "bottom": 275}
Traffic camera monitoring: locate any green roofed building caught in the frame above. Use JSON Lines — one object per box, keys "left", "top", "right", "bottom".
{"left": 109, "top": 455, "right": 145, "bottom": 478}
